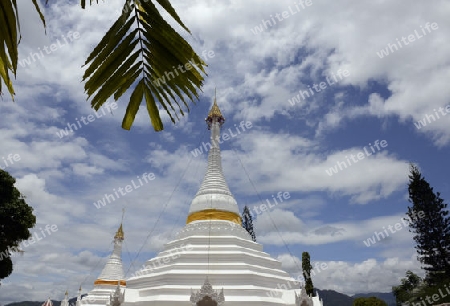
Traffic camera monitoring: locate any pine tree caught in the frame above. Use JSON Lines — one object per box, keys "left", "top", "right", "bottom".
{"left": 242, "top": 206, "right": 256, "bottom": 242}
{"left": 302, "top": 252, "right": 314, "bottom": 296}
{"left": 406, "top": 164, "right": 450, "bottom": 285}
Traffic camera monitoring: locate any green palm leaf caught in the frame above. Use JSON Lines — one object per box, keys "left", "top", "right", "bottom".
{"left": 83, "top": 0, "right": 207, "bottom": 131}
{"left": 31, "top": 0, "right": 46, "bottom": 32}
{"left": 0, "top": 0, "right": 45, "bottom": 100}
{"left": 0, "top": 0, "right": 19, "bottom": 100}
{"left": 1, "top": 0, "right": 204, "bottom": 133}
{"left": 122, "top": 78, "right": 145, "bottom": 129}
{"left": 143, "top": 83, "right": 164, "bottom": 130}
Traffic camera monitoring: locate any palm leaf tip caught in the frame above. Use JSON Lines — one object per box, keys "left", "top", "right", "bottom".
{"left": 144, "top": 84, "right": 163, "bottom": 131}
{"left": 121, "top": 79, "right": 145, "bottom": 130}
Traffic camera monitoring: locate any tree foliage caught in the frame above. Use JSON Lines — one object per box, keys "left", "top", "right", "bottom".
{"left": 0, "top": 169, "right": 36, "bottom": 281}
{"left": 353, "top": 297, "right": 387, "bottom": 306}
{"left": 0, "top": 0, "right": 206, "bottom": 131}
{"left": 302, "top": 251, "right": 314, "bottom": 296}
{"left": 392, "top": 270, "right": 423, "bottom": 306}
{"left": 242, "top": 206, "right": 256, "bottom": 242}
{"left": 407, "top": 164, "right": 450, "bottom": 285}
{"left": 393, "top": 271, "right": 450, "bottom": 306}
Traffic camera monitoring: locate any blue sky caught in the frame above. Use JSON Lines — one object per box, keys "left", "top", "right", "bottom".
{"left": 1, "top": 0, "right": 450, "bottom": 303}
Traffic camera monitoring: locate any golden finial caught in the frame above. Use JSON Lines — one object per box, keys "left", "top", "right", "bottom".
{"left": 114, "top": 208, "right": 125, "bottom": 240}
{"left": 206, "top": 89, "right": 225, "bottom": 128}
{"left": 115, "top": 223, "right": 124, "bottom": 240}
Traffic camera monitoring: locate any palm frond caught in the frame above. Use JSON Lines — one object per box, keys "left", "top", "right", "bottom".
{"left": 0, "top": 0, "right": 19, "bottom": 100}
{"left": 0, "top": 0, "right": 45, "bottom": 100}
{"left": 31, "top": 0, "right": 46, "bottom": 32}
{"left": 83, "top": 0, "right": 207, "bottom": 131}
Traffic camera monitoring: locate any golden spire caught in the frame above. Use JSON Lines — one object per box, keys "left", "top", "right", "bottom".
{"left": 114, "top": 223, "right": 124, "bottom": 240}
{"left": 187, "top": 89, "right": 241, "bottom": 225}
{"left": 208, "top": 89, "right": 223, "bottom": 118}
{"left": 206, "top": 89, "right": 225, "bottom": 129}
{"left": 114, "top": 208, "right": 125, "bottom": 240}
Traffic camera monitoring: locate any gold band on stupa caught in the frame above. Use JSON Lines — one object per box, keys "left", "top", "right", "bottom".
{"left": 187, "top": 209, "right": 241, "bottom": 225}
{"left": 94, "top": 279, "right": 126, "bottom": 286}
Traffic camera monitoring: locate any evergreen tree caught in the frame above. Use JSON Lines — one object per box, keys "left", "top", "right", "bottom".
{"left": 0, "top": 169, "right": 36, "bottom": 282}
{"left": 406, "top": 164, "right": 450, "bottom": 285}
{"left": 302, "top": 252, "right": 314, "bottom": 296}
{"left": 242, "top": 206, "right": 256, "bottom": 242}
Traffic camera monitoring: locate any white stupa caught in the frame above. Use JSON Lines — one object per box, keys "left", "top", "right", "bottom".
{"left": 80, "top": 96, "right": 323, "bottom": 306}
{"left": 80, "top": 224, "right": 126, "bottom": 306}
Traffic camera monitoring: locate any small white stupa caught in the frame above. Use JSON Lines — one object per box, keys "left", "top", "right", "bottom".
{"left": 41, "top": 298, "right": 53, "bottom": 306}
{"left": 81, "top": 224, "right": 125, "bottom": 305}
{"left": 61, "top": 291, "right": 69, "bottom": 306}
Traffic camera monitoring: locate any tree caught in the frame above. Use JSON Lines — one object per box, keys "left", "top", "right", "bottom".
{"left": 406, "top": 164, "right": 450, "bottom": 285}
{"left": 0, "top": 169, "right": 36, "bottom": 281}
{"left": 392, "top": 270, "right": 422, "bottom": 306}
{"left": 302, "top": 251, "right": 314, "bottom": 296}
{"left": 392, "top": 270, "right": 450, "bottom": 306}
{"left": 0, "top": 0, "right": 206, "bottom": 131}
{"left": 242, "top": 206, "right": 256, "bottom": 242}
{"left": 353, "top": 297, "right": 387, "bottom": 306}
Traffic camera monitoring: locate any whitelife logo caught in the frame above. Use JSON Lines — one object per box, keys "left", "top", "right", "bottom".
{"left": 376, "top": 22, "right": 439, "bottom": 59}
{"left": 0, "top": 224, "right": 58, "bottom": 261}
{"left": 249, "top": 192, "right": 291, "bottom": 218}
{"left": 288, "top": 69, "right": 350, "bottom": 106}
{"left": 325, "top": 140, "right": 388, "bottom": 176}
{"left": 402, "top": 283, "right": 450, "bottom": 306}
{"left": 363, "top": 211, "right": 424, "bottom": 247}
{"left": 414, "top": 105, "right": 450, "bottom": 130}
{"left": 56, "top": 101, "right": 118, "bottom": 138}
{"left": 93, "top": 172, "right": 156, "bottom": 209}
{"left": 129, "top": 243, "right": 193, "bottom": 278}
{"left": 0, "top": 153, "right": 21, "bottom": 170}
{"left": 151, "top": 50, "right": 215, "bottom": 87}
{"left": 250, "top": 0, "right": 313, "bottom": 35}
{"left": 190, "top": 121, "right": 253, "bottom": 157}
{"left": 19, "top": 31, "right": 81, "bottom": 67}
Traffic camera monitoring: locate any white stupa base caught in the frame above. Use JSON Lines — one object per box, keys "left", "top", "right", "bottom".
{"left": 81, "top": 285, "right": 125, "bottom": 306}
{"left": 122, "top": 220, "right": 323, "bottom": 306}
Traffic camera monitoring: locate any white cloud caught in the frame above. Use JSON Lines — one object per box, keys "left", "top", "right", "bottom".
{"left": 256, "top": 209, "right": 416, "bottom": 247}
